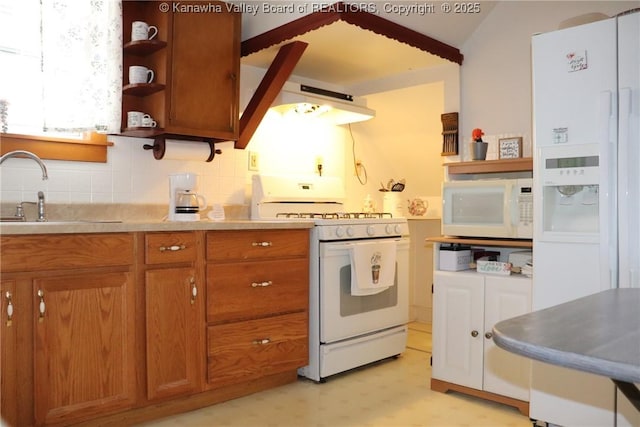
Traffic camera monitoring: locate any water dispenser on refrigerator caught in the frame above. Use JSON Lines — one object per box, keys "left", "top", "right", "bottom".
{"left": 536, "top": 143, "right": 600, "bottom": 242}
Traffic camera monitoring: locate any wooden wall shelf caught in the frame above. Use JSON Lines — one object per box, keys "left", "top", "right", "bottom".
{"left": 446, "top": 158, "right": 533, "bottom": 175}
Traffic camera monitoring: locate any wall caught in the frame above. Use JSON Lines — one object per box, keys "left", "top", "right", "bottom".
{"left": 0, "top": 138, "right": 249, "bottom": 211}
{"left": 458, "top": 0, "right": 638, "bottom": 162}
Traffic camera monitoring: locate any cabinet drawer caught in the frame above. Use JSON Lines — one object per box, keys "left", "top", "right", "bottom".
{"left": 207, "top": 258, "right": 308, "bottom": 323}
{"left": 145, "top": 232, "right": 198, "bottom": 265}
{"left": 0, "top": 233, "right": 134, "bottom": 272}
{"left": 206, "top": 229, "right": 309, "bottom": 262}
{"left": 207, "top": 311, "right": 308, "bottom": 388}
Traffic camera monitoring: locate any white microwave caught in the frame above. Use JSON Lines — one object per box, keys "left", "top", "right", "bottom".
{"left": 442, "top": 178, "right": 533, "bottom": 239}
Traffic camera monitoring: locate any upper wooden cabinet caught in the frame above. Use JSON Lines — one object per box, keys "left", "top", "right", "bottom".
{"left": 121, "top": 1, "right": 240, "bottom": 142}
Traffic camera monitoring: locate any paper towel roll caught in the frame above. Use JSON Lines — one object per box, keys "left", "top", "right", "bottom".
{"left": 163, "top": 140, "right": 214, "bottom": 161}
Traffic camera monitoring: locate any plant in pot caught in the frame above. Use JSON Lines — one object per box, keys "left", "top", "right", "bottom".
{"left": 471, "top": 128, "right": 488, "bottom": 160}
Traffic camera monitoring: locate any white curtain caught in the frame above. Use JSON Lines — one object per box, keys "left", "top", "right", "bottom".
{"left": 41, "top": 0, "right": 122, "bottom": 133}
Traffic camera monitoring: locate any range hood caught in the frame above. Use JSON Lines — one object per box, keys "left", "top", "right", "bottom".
{"left": 270, "top": 82, "right": 375, "bottom": 125}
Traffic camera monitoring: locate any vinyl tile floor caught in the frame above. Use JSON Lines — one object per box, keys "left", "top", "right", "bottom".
{"left": 138, "top": 322, "right": 530, "bottom": 427}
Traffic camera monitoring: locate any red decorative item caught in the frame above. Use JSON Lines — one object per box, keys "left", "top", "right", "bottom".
{"left": 472, "top": 128, "right": 484, "bottom": 142}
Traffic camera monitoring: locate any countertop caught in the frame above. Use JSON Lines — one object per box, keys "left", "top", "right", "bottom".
{"left": 492, "top": 288, "right": 640, "bottom": 384}
{"left": 0, "top": 203, "right": 314, "bottom": 235}
{"left": 0, "top": 219, "right": 315, "bottom": 235}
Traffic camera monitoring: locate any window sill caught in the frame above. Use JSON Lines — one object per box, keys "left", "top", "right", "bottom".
{"left": 0, "top": 132, "right": 113, "bottom": 163}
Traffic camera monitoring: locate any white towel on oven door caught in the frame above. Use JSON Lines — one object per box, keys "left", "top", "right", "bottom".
{"left": 349, "top": 240, "right": 397, "bottom": 296}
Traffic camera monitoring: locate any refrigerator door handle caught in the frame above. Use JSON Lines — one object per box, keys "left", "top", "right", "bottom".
{"left": 618, "top": 88, "right": 631, "bottom": 288}
{"left": 598, "top": 90, "right": 617, "bottom": 290}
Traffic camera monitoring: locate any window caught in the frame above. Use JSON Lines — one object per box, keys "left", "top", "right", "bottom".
{"left": 0, "top": 0, "right": 122, "bottom": 161}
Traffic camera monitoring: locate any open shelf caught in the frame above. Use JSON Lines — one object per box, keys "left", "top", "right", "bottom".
{"left": 427, "top": 236, "right": 533, "bottom": 248}
{"left": 446, "top": 158, "right": 533, "bottom": 175}
{"left": 120, "top": 127, "right": 165, "bottom": 138}
{"left": 122, "top": 83, "right": 166, "bottom": 96}
{"left": 123, "top": 39, "right": 167, "bottom": 56}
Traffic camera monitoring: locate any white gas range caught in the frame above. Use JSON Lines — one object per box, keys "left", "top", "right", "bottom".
{"left": 251, "top": 174, "right": 410, "bottom": 382}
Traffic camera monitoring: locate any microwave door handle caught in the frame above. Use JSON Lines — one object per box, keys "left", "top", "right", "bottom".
{"left": 504, "top": 186, "right": 514, "bottom": 237}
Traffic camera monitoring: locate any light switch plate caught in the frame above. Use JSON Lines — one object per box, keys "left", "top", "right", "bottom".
{"left": 248, "top": 151, "right": 259, "bottom": 171}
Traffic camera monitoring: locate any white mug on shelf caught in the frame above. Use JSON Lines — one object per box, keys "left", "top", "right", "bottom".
{"left": 127, "top": 111, "right": 144, "bottom": 128}
{"left": 141, "top": 114, "right": 157, "bottom": 128}
{"left": 131, "top": 21, "right": 158, "bottom": 41}
{"left": 128, "top": 66, "right": 154, "bottom": 85}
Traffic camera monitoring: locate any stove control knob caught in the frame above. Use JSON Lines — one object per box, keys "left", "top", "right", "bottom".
{"left": 385, "top": 225, "right": 393, "bottom": 234}
{"left": 395, "top": 225, "right": 402, "bottom": 235}
{"left": 335, "top": 226, "right": 345, "bottom": 238}
{"left": 346, "top": 226, "right": 355, "bottom": 237}
{"left": 367, "top": 225, "right": 375, "bottom": 236}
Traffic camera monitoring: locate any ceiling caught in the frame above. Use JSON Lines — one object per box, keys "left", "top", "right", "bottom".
{"left": 240, "top": 1, "right": 497, "bottom": 87}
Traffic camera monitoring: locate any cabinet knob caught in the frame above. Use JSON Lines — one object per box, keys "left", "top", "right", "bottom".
{"left": 252, "top": 338, "right": 270, "bottom": 345}
{"left": 252, "top": 241, "right": 272, "bottom": 247}
{"left": 159, "top": 244, "right": 186, "bottom": 252}
{"left": 485, "top": 332, "right": 493, "bottom": 339}
{"left": 5, "top": 291, "right": 13, "bottom": 326}
{"left": 471, "top": 330, "right": 479, "bottom": 338}
{"left": 190, "top": 277, "right": 197, "bottom": 305}
{"left": 37, "top": 289, "right": 45, "bottom": 323}
{"left": 251, "top": 281, "right": 272, "bottom": 288}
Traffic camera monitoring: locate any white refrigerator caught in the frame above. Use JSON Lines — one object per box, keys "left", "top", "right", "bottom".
{"left": 532, "top": 11, "right": 640, "bottom": 427}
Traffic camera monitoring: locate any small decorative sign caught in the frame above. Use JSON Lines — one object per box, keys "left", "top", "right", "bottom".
{"left": 498, "top": 137, "right": 522, "bottom": 159}
{"left": 566, "top": 50, "right": 588, "bottom": 72}
{"left": 477, "top": 260, "right": 512, "bottom": 275}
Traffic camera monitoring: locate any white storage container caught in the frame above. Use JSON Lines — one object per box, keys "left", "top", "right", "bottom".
{"left": 439, "top": 245, "right": 471, "bottom": 271}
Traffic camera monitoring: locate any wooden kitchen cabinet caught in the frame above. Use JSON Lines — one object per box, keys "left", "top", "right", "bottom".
{"left": 141, "top": 232, "right": 204, "bottom": 402}
{"left": 205, "top": 229, "right": 309, "bottom": 389}
{"left": 121, "top": 1, "right": 240, "bottom": 142}
{"left": 0, "top": 227, "right": 311, "bottom": 425}
{"left": 0, "top": 233, "right": 136, "bottom": 426}
{"left": 431, "top": 270, "right": 531, "bottom": 415}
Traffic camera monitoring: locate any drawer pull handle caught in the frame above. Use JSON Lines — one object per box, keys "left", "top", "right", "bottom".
{"left": 252, "top": 241, "right": 272, "bottom": 247}
{"left": 252, "top": 338, "right": 271, "bottom": 345}
{"left": 485, "top": 332, "right": 493, "bottom": 339}
{"left": 251, "top": 281, "right": 272, "bottom": 288}
{"left": 471, "top": 330, "right": 479, "bottom": 338}
{"left": 190, "top": 277, "right": 197, "bottom": 305}
{"left": 5, "top": 291, "right": 13, "bottom": 326}
{"left": 159, "top": 244, "right": 186, "bottom": 252}
{"left": 38, "top": 289, "right": 45, "bottom": 323}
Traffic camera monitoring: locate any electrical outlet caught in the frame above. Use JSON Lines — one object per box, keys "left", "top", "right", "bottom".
{"left": 315, "top": 156, "right": 323, "bottom": 175}
{"left": 248, "top": 151, "right": 259, "bottom": 171}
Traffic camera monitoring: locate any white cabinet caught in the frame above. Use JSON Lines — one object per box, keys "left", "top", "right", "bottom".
{"left": 432, "top": 269, "right": 532, "bottom": 410}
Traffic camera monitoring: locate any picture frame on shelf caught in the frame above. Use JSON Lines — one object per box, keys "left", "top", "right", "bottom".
{"left": 498, "top": 137, "right": 523, "bottom": 159}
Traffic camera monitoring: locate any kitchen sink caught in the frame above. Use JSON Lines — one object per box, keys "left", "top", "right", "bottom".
{"left": 0, "top": 218, "right": 122, "bottom": 224}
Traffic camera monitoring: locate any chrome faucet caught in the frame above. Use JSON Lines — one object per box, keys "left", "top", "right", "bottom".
{"left": 0, "top": 150, "right": 49, "bottom": 221}
{"left": 0, "top": 150, "right": 49, "bottom": 180}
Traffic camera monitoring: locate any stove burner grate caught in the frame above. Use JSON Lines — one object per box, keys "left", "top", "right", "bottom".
{"left": 275, "top": 212, "right": 394, "bottom": 219}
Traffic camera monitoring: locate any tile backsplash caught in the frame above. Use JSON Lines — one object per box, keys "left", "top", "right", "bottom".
{"left": 0, "top": 136, "right": 249, "bottom": 206}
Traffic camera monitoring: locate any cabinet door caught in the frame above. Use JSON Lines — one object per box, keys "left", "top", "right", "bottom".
{"left": 33, "top": 272, "right": 135, "bottom": 425}
{"left": 167, "top": 2, "right": 240, "bottom": 139}
{"left": 432, "top": 271, "right": 484, "bottom": 389}
{"left": 1, "top": 279, "right": 20, "bottom": 426}
{"left": 145, "top": 267, "right": 201, "bottom": 401}
{"left": 483, "top": 275, "right": 531, "bottom": 400}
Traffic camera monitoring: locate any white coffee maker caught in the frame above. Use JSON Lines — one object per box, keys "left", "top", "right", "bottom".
{"left": 168, "top": 172, "right": 207, "bottom": 221}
